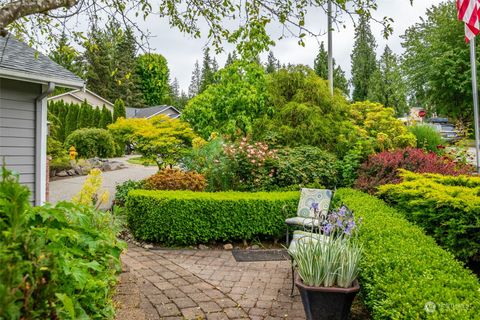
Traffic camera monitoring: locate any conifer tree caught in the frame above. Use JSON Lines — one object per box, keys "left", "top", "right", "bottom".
{"left": 188, "top": 60, "right": 202, "bottom": 97}
{"left": 64, "top": 104, "right": 79, "bottom": 139}
{"left": 351, "top": 16, "right": 378, "bottom": 101}
{"left": 113, "top": 99, "right": 126, "bottom": 122}
{"left": 225, "top": 50, "right": 238, "bottom": 67}
{"left": 199, "top": 48, "right": 215, "bottom": 93}
{"left": 314, "top": 42, "right": 350, "bottom": 95}
{"left": 77, "top": 100, "right": 90, "bottom": 128}
{"left": 93, "top": 107, "right": 102, "bottom": 127}
{"left": 99, "top": 106, "right": 113, "bottom": 128}
{"left": 114, "top": 27, "right": 144, "bottom": 108}
{"left": 265, "top": 51, "right": 279, "bottom": 73}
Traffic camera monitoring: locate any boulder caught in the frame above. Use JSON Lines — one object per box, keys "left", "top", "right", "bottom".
{"left": 198, "top": 244, "right": 209, "bottom": 250}
{"left": 67, "top": 169, "right": 76, "bottom": 176}
{"left": 56, "top": 170, "right": 68, "bottom": 177}
{"left": 223, "top": 244, "right": 233, "bottom": 250}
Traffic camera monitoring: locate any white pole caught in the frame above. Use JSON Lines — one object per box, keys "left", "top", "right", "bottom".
{"left": 327, "top": 0, "right": 333, "bottom": 96}
{"left": 470, "top": 38, "right": 480, "bottom": 173}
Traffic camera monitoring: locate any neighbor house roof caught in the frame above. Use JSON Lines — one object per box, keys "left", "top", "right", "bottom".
{"left": 0, "top": 35, "right": 84, "bottom": 89}
{"left": 126, "top": 105, "right": 181, "bottom": 119}
{"left": 48, "top": 88, "right": 114, "bottom": 110}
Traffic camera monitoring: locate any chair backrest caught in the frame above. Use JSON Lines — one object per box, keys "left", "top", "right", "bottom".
{"left": 296, "top": 188, "right": 333, "bottom": 218}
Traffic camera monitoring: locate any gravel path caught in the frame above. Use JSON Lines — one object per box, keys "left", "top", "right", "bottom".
{"left": 49, "top": 156, "right": 157, "bottom": 208}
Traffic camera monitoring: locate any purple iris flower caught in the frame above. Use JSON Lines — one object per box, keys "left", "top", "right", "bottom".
{"left": 324, "top": 224, "right": 333, "bottom": 235}
{"left": 338, "top": 206, "right": 346, "bottom": 216}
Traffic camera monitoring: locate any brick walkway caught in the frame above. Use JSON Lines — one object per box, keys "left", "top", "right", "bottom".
{"left": 117, "top": 244, "right": 304, "bottom": 320}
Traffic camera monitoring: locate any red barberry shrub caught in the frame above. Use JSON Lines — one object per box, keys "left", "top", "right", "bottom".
{"left": 144, "top": 169, "right": 207, "bottom": 191}
{"left": 355, "top": 148, "right": 474, "bottom": 194}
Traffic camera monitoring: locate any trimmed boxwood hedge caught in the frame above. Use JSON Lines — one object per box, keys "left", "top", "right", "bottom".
{"left": 336, "top": 188, "right": 480, "bottom": 319}
{"left": 125, "top": 190, "right": 298, "bottom": 245}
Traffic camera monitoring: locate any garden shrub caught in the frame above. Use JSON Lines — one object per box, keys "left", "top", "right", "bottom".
{"left": 125, "top": 190, "right": 298, "bottom": 245}
{"left": 65, "top": 128, "right": 116, "bottom": 158}
{"left": 336, "top": 188, "right": 480, "bottom": 319}
{"left": 0, "top": 168, "right": 124, "bottom": 319}
{"left": 355, "top": 148, "right": 473, "bottom": 194}
{"left": 144, "top": 169, "right": 207, "bottom": 192}
{"left": 271, "top": 146, "right": 339, "bottom": 189}
{"left": 115, "top": 179, "right": 145, "bottom": 206}
{"left": 408, "top": 124, "right": 444, "bottom": 154}
{"left": 378, "top": 171, "right": 480, "bottom": 262}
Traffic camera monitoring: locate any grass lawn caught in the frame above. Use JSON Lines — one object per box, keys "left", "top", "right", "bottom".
{"left": 127, "top": 156, "right": 156, "bottom": 166}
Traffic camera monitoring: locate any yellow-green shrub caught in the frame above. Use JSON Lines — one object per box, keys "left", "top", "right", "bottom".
{"left": 378, "top": 170, "right": 480, "bottom": 262}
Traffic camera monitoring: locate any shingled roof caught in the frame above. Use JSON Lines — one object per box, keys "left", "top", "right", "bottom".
{"left": 126, "top": 105, "right": 181, "bottom": 119}
{"left": 0, "top": 35, "right": 84, "bottom": 88}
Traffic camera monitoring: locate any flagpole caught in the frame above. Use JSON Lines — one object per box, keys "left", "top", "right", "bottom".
{"left": 327, "top": 0, "right": 333, "bottom": 96}
{"left": 470, "top": 37, "right": 480, "bottom": 173}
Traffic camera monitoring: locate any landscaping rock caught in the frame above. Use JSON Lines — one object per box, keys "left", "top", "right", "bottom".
{"left": 67, "top": 169, "right": 76, "bottom": 176}
{"left": 251, "top": 245, "right": 260, "bottom": 250}
{"left": 144, "top": 244, "right": 154, "bottom": 250}
{"left": 57, "top": 170, "right": 68, "bottom": 177}
{"left": 198, "top": 244, "right": 209, "bottom": 250}
{"left": 223, "top": 244, "right": 233, "bottom": 250}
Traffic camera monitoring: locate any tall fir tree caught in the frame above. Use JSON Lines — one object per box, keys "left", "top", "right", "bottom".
{"left": 314, "top": 42, "right": 349, "bottom": 95}
{"left": 114, "top": 27, "right": 144, "bottom": 108}
{"left": 225, "top": 50, "right": 238, "bottom": 67}
{"left": 265, "top": 51, "right": 279, "bottom": 73}
{"left": 49, "top": 33, "right": 84, "bottom": 78}
{"left": 199, "top": 48, "right": 215, "bottom": 93}
{"left": 351, "top": 16, "right": 377, "bottom": 101}
{"left": 368, "top": 46, "right": 408, "bottom": 116}
{"left": 113, "top": 99, "right": 126, "bottom": 122}
{"left": 188, "top": 60, "right": 202, "bottom": 97}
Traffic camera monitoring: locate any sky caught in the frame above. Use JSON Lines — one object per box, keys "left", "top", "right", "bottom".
{"left": 139, "top": 0, "right": 445, "bottom": 93}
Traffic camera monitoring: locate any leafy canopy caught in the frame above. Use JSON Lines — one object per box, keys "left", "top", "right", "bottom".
{"left": 109, "top": 115, "right": 196, "bottom": 169}
{"left": 182, "top": 61, "right": 270, "bottom": 139}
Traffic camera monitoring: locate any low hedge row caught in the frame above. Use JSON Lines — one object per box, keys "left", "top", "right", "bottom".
{"left": 125, "top": 190, "right": 298, "bottom": 245}
{"left": 337, "top": 188, "right": 480, "bottom": 319}
{"left": 377, "top": 171, "right": 480, "bottom": 262}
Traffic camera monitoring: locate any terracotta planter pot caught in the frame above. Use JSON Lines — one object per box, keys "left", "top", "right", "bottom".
{"left": 295, "top": 277, "right": 360, "bottom": 320}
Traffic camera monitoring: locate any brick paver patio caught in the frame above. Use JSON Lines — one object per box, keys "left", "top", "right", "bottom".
{"left": 116, "top": 244, "right": 304, "bottom": 320}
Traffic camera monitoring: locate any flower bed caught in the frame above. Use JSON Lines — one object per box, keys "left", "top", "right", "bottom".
{"left": 125, "top": 190, "right": 298, "bottom": 245}
{"left": 337, "top": 188, "right": 480, "bottom": 319}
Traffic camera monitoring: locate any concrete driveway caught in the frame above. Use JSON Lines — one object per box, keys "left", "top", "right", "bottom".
{"left": 49, "top": 156, "right": 157, "bottom": 208}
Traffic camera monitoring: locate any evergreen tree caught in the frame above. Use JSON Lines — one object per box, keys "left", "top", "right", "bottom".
{"left": 114, "top": 27, "right": 144, "bottom": 108}
{"left": 50, "top": 33, "right": 84, "bottom": 78}
{"left": 84, "top": 25, "right": 116, "bottom": 100}
{"left": 314, "top": 42, "right": 350, "bottom": 95}
{"left": 77, "top": 100, "right": 91, "bottom": 128}
{"left": 265, "top": 51, "right": 279, "bottom": 73}
{"left": 113, "top": 99, "right": 126, "bottom": 122}
{"left": 351, "top": 16, "right": 377, "bottom": 101}
{"left": 99, "top": 106, "right": 113, "bottom": 128}
{"left": 93, "top": 107, "right": 102, "bottom": 127}
{"left": 188, "top": 60, "right": 202, "bottom": 97}
{"left": 199, "top": 48, "right": 215, "bottom": 93}
{"left": 225, "top": 50, "right": 238, "bottom": 67}
{"left": 64, "top": 104, "right": 79, "bottom": 139}
{"left": 368, "top": 46, "right": 408, "bottom": 116}
{"left": 136, "top": 53, "right": 171, "bottom": 106}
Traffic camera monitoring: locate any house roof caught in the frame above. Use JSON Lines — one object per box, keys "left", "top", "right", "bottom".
{"left": 0, "top": 35, "right": 84, "bottom": 89}
{"left": 49, "top": 88, "right": 114, "bottom": 107}
{"left": 126, "top": 105, "right": 181, "bottom": 119}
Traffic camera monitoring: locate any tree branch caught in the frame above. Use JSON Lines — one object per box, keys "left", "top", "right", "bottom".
{"left": 0, "top": 0, "right": 79, "bottom": 36}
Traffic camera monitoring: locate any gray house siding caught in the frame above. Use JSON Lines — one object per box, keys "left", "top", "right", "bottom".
{"left": 0, "top": 78, "right": 41, "bottom": 201}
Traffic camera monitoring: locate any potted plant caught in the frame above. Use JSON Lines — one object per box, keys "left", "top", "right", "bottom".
{"left": 289, "top": 205, "right": 362, "bottom": 320}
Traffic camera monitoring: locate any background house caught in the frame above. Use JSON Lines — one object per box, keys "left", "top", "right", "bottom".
{"left": 0, "top": 35, "right": 84, "bottom": 205}
{"left": 49, "top": 88, "right": 114, "bottom": 111}
{"left": 126, "top": 105, "right": 181, "bottom": 119}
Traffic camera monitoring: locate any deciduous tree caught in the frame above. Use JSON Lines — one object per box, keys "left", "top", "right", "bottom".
{"left": 136, "top": 53, "right": 171, "bottom": 106}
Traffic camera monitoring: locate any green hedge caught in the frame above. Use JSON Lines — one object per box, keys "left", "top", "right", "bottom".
{"left": 125, "top": 190, "right": 298, "bottom": 245}
{"left": 337, "top": 188, "right": 480, "bottom": 319}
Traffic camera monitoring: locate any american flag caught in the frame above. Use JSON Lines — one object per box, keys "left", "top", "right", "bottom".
{"left": 458, "top": 0, "right": 480, "bottom": 41}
